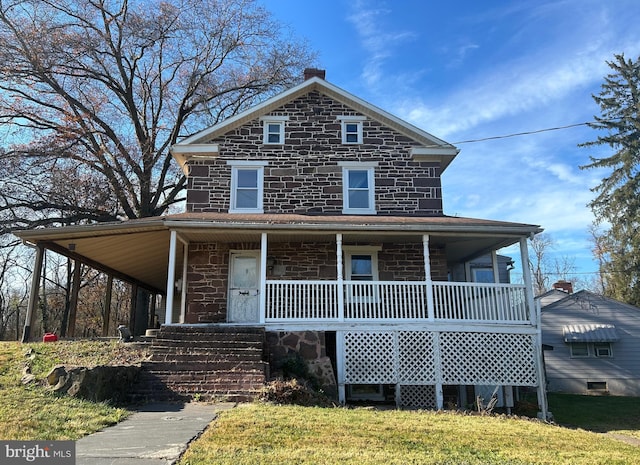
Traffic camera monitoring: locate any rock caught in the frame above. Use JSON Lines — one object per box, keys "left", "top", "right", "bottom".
{"left": 47, "top": 365, "right": 141, "bottom": 402}
{"left": 46, "top": 365, "right": 67, "bottom": 386}
{"left": 21, "top": 374, "right": 36, "bottom": 385}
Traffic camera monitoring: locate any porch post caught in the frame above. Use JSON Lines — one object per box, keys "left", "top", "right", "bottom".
{"left": 21, "top": 244, "right": 45, "bottom": 342}
{"left": 336, "top": 233, "right": 344, "bottom": 322}
{"left": 433, "top": 331, "right": 444, "bottom": 410}
{"left": 336, "top": 234, "right": 346, "bottom": 404}
{"left": 519, "top": 237, "right": 535, "bottom": 324}
{"left": 520, "top": 236, "right": 548, "bottom": 419}
{"left": 336, "top": 330, "right": 346, "bottom": 404}
{"left": 259, "top": 232, "right": 267, "bottom": 324}
{"left": 102, "top": 275, "right": 114, "bottom": 336}
{"left": 164, "top": 230, "right": 177, "bottom": 325}
{"left": 66, "top": 260, "right": 82, "bottom": 337}
{"left": 180, "top": 240, "right": 189, "bottom": 324}
{"left": 423, "top": 235, "right": 435, "bottom": 320}
{"left": 491, "top": 250, "right": 499, "bottom": 283}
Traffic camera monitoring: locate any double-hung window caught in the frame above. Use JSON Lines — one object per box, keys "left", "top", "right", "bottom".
{"left": 261, "top": 116, "right": 288, "bottom": 145}
{"left": 227, "top": 161, "right": 268, "bottom": 213}
{"left": 339, "top": 162, "right": 377, "bottom": 214}
{"left": 339, "top": 116, "right": 365, "bottom": 144}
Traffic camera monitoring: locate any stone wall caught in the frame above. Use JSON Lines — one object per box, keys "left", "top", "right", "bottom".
{"left": 185, "top": 241, "right": 448, "bottom": 322}
{"left": 186, "top": 90, "right": 443, "bottom": 215}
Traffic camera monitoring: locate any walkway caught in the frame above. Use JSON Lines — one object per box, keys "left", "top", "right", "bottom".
{"left": 76, "top": 402, "right": 235, "bottom": 465}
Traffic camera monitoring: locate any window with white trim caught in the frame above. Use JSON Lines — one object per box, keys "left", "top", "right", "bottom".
{"left": 228, "top": 161, "right": 267, "bottom": 213}
{"left": 261, "top": 116, "right": 288, "bottom": 144}
{"left": 339, "top": 162, "right": 377, "bottom": 214}
{"left": 339, "top": 116, "right": 365, "bottom": 144}
{"left": 594, "top": 342, "right": 612, "bottom": 357}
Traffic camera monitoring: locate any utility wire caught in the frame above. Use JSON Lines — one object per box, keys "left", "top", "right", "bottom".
{"left": 451, "top": 121, "right": 593, "bottom": 145}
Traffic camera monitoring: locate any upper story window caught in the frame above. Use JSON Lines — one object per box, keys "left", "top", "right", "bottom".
{"left": 261, "top": 116, "right": 288, "bottom": 145}
{"left": 338, "top": 162, "right": 377, "bottom": 215}
{"left": 339, "top": 116, "right": 365, "bottom": 144}
{"left": 227, "top": 161, "right": 268, "bottom": 213}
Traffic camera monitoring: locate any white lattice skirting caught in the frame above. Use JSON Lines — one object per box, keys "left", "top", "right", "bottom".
{"left": 342, "top": 330, "right": 538, "bottom": 387}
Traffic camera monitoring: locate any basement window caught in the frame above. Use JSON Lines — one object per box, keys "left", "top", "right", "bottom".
{"left": 587, "top": 381, "right": 607, "bottom": 390}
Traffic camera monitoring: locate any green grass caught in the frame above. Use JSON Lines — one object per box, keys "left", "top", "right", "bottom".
{"left": 548, "top": 392, "right": 640, "bottom": 439}
{"left": 178, "top": 403, "right": 639, "bottom": 465}
{"left": 0, "top": 340, "right": 147, "bottom": 440}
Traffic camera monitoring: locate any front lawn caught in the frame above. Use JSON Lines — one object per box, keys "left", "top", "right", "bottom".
{"left": 0, "top": 341, "right": 147, "bottom": 440}
{"left": 178, "top": 403, "right": 639, "bottom": 465}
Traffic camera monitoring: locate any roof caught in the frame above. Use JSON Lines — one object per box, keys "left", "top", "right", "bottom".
{"left": 14, "top": 212, "right": 541, "bottom": 293}
{"left": 170, "top": 76, "right": 460, "bottom": 173}
{"left": 562, "top": 324, "right": 619, "bottom": 343}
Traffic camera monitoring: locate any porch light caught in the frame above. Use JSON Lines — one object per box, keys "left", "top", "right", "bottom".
{"left": 266, "top": 256, "right": 276, "bottom": 273}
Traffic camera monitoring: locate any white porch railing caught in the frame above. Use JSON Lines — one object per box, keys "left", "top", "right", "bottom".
{"left": 265, "top": 280, "right": 531, "bottom": 324}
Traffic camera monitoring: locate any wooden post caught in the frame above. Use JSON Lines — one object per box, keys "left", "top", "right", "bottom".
{"left": 102, "top": 275, "right": 114, "bottom": 337}
{"left": 259, "top": 233, "right": 267, "bottom": 324}
{"left": 21, "top": 244, "right": 45, "bottom": 343}
{"left": 66, "top": 260, "right": 82, "bottom": 337}
{"left": 129, "top": 283, "right": 138, "bottom": 333}
{"left": 336, "top": 233, "right": 344, "bottom": 322}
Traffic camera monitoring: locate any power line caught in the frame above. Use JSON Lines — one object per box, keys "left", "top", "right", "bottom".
{"left": 451, "top": 121, "right": 593, "bottom": 145}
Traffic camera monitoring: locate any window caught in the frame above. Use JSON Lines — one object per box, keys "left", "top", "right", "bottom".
{"left": 587, "top": 381, "right": 607, "bottom": 390}
{"left": 570, "top": 342, "right": 589, "bottom": 357}
{"left": 339, "top": 116, "right": 365, "bottom": 144}
{"left": 227, "top": 161, "right": 268, "bottom": 213}
{"left": 594, "top": 342, "right": 612, "bottom": 357}
{"left": 472, "top": 267, "right": 495, "bottom": 283}
{"left": 261, "top": 116, "right": 288, "bottom": 144}
{"left": 339, "top": 162, "right": 377, "bottom": 214}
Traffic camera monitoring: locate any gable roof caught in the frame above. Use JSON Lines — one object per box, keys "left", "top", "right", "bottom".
{"left": 170, "top": 76, "right": 459, "bottom": 172}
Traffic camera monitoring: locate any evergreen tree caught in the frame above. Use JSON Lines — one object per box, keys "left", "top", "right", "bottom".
{"left": 581, "top": 54, "right": 640, "bottom": 306}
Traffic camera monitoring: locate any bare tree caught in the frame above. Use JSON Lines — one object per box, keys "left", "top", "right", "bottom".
{"left": 0, "top": 239, "right": 30, "bottom": 339}
{"left": 0, "top": 0, "right": 315, "bottom": 231}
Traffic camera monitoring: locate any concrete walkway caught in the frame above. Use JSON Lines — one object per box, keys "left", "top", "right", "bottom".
{"left": 76, "top": 402, "right": 235, "bottom": 465}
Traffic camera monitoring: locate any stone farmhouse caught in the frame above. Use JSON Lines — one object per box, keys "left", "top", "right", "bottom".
{"left": 16, "top": 69, "right": 547, "bottom": 413}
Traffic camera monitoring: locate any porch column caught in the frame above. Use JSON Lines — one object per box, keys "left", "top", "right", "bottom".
{"left": 491, "top": 250, "right": 500, "bottom": 283}
{"left": 520, "top": 236, "right": 549, "bottom": 419}
{"left": 21, "top": 244, "right": 45, "bottom": 342}
{"left": 336, "top": 233, "right": 344, "bottom": 322}
{"left": 102, "top": 275, "right": 114, "bottom": 336}
{"left": 66, "top": 260, "right": 82, "bottom": 337}
{"left": 519, "top": 237, "right": 535, "bottom": 325}
{"left": 180, "top": 239, "right": 189, "bottom": 324}
{"left": 164, "top": 230, "right": 177, "bottom": 325}
{"left": 433, "top": 331, "right": 444, "bottom": 410}
{"left": 423, "top": 235, "right": 435, "bottom": 320}
{"left": 259, "top": 232, "right": 267, "bottom": 324}
{"left": 336, "top": 234, "right": 346, "bottom": 404}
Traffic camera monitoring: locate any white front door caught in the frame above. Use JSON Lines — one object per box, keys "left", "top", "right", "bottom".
{"left": 228, "top": 252, "right": 260, "bottom": 323}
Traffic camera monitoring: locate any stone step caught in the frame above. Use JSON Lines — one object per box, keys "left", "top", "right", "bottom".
{"left": 149, "top": 352, "right": 263, "bottom": 363}
{"left": 142, "top": 360, "right": 267, "bottom": 372}
{"left": 151, "top": 339, "right": 264, "bottom": 350}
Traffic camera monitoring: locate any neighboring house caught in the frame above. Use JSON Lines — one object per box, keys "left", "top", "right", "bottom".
{"left": 540, "top": 288, "right": 640, "bottom": 396}
{"left": 15, "top": 69, "right": 546, "bottom": 412}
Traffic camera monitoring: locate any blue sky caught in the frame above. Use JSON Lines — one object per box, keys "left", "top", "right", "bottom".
{"left": 266, "top": 0, "right": 640, "bottom": 285}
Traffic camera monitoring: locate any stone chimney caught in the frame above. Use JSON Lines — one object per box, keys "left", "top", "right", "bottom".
{"left": 552, "top": 280, "right": 573, "bottom": 294}
{"left": 304, "top": 68, "right": 326, "bottom": 80}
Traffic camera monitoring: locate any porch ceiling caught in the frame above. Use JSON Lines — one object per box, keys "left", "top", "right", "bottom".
{"left": 14, "top": 212, "right": 541, "bottom": 293}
